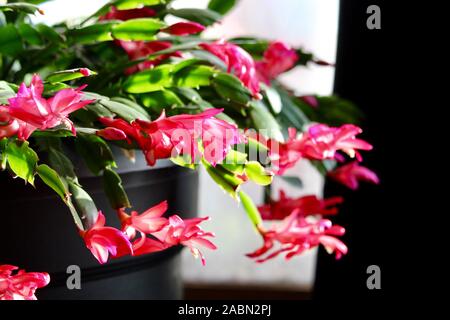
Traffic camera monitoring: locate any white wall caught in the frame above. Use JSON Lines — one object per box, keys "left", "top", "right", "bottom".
{"left": 31, "top": 0, "right": 109, "bottom": 25}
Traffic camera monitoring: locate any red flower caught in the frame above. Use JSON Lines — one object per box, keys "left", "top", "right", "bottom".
{"left": 162, "top": 22, "right": 205, "bottom": 36}
{"left": 259, "top": 190, "right": 343, "bottom": 220}
{"left": 298, "top": 124, "right": 373, "bottom": 161}
{"left": 200, "top": 40, "right": 261, "bottom": 98}
{"left": 0, "top": 265, "right": 50, "bottom": 300}
{"left": 329, "top": 161, "right": 379, "bottom": 190}
{"left": 0, "top": 105, "right": 20, "bottom": 139}
{"left": 99, "top": 6, "right": 156, "bottom": 21}
{"left": 80, "top": 211, "right": 133, "bottom": 264}
{"left": 256, "top": 41, "right": 298, "bottom": 84}
{"left": 6, "top": 75, "right": 93, "bottom": 140}
{"left": 117, "top": 202, "right": 216, "bottom": 264}
{"left": 118, "top": 201, "right": 169, "bottom": 239}
{"left": 119, "top": 40, "right": 182, "bottom": 75}
{"left": 134, "top": 215, "right": 217, "bottom": 265}
{"left": 96, "top": 127, "right": 128, "bottom": 140}
{"left": 99, "top": 108, "right": 243, "bottom": 166}
{"left": 247, "top": 210, "right": 347, "bottom": 263}
{"left": 267, "top": 127, "right": 304, "bottom": 175}
{"left": 156, "top": 108, "right": 244, "bottom": 165}
{"left": 79, "top": 68, "right": 92, "bottom": 77}
{"left": 250, "top": 125, "right": 372, "bottom": 175}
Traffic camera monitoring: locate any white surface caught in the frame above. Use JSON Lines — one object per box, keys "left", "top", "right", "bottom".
{"left": 30, "top": 0, "right": 109, "bottom": 25}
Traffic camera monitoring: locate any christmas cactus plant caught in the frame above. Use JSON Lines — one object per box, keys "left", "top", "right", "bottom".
{"left": 0, "top": 0, "right": 379, "bottom": 300}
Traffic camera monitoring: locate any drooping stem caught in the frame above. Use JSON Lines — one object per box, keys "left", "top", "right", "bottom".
{"left": 239, "top": 190, "right": 263, "bottom": 231}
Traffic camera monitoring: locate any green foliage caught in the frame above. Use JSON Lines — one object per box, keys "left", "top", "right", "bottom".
{"left": 245, "top": 161, "right": 272, "bottom": 186}
{"left": 46, "top": 68, "right": 97, "bottom": 83}
{"left": 92, "top": 0, "right": 166, "bottom": 18}
{"left": 0, "top": 2, "right": 43, "bottom": 15}
{"left": 17, "top": 23, "right": 43, "bottom": 46}
{"left": 68, "top": 21, "right": 117, "bottom": 44}
{"left": 47, "top": 147, "right": 76, "bottom": 179}
{"left": 0, "top": 81, "right": 15, "bottom": 104}
{"left": 140, "top": 89, "right": 183, "bottom": 111}
{"left": 103, "top": 167, "right": 131, "bottom": 209}
{"left": 0, "top": 24, "right": 23, "bottom": 56}
{"left": 202, "top": 158, "right": 245, "bottom": 199}
{"left": 297, "top": 95, "right": 364, "bottom": 126}
{"left": 123, "top": 64, "right": 174, "bottom": 93}
{"left": 111, "top": 18, "right": 166, "bottom": 41}
{"left": 67, "top": 179, "right": 98, "bottom": 230}
{"left": 75, "top": 134, "right": 116, "bottom": 175}
{"left": 123, "top": 61, "right": 216, "bottom": 93}
{"left": 4, "top": 140, "right": 38, "bottom": 184}
{"left": 167, "top": 8, "right": 222, "bottom": 26}
{"left": 212, "top": 73, "right": 252, "bottom": 105}
{"left": 261, "top": 83, "right": 282, "bottom": 114}
{"left": 239, "top": 190, "right": 262, "bottom": 227}
{"left": 208, "top": 0, "right": 237, "bottom": 15}
{"left": 99, "top": 99, "right": 151, "bottom": 121}
{"left": 249, "top": 100, "right": 283, "bottom": 141}
{"left": 36, "top": 164, "right": 69, "bottom": 202}
{"left": 273, "top": 82, "right": 310, "bottom": 132}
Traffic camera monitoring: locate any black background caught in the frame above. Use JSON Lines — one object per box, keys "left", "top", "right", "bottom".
{"left": 314, "top": 0, "right": 408, "bottom": 300}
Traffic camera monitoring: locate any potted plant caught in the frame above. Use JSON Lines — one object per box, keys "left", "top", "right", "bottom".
{"left": 0, "top": 0, "right": 379, "bottom": 300}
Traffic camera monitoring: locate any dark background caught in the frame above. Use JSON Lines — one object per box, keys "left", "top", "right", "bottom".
{"left": 314, "top": 0, "right": 401, "bottom": 299}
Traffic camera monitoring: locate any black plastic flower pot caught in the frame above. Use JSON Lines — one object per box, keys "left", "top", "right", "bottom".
{"left": 0, "top": 150, "right": 198, "bottom": 300}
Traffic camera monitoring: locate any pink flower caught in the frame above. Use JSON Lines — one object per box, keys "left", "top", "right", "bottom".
{"left": 99, "top": 6, "right": 156, "bottom": 21}
{"left": 298, "top": 124, "right": 373, "bottom": 161}
{"left": 0, "top": 105, "right": 37, "bottom": 140}
{"left": 246, "top": 129, "right": 302, "bottom": 175}
{"left": 133, "top": 215, "right": 217, "bottom": 265}
{"left": 200, "top": 40, "right": 261, "bottom": 98}
{"left": 100, "top": 108, "right": 243, "bottom": 166}
{"left": 79, "top": 68, "right": 92, "bottom": 76}
{"left": 328, "top": 161, "right": 379, "bottom": 190}
{"left": 154, "top": 108, "right": 244, "bottom": 165}
{"left": 96, "top": 127, "right": 127, "bottom": 140}
{"left": 162, "top": 22, "right": 205, "bottom": 36}
{"left": 259, "top": 190, "right": 343, "bottom": 220}
{"left": 6, "top": 75, "right": 93, "bottom": 140}
{"left": 119, "top": 40, "right": 182, "bottom": 74}
{"left": 116, "top": 202, "right": 216, "bottom": 264}
{"left": 251, "top": 125, "right": 372, "bottom": 174}
{"left": 80, "top": 211, "right": 133, "bottom": 264}
{"left": 118, "top": 201, "right": 169, "bottom": 239}
{"left": 256, "top": 41, "right": 298, "bottom": 84}
{"left": 0, "top": 105, "right": 20, "bottom": 138}
{"left": 247, "top": 210, "right": 347, "bottom": 263}
{"left": 299, "top": 95, "right": 319, "bottom": 108}
{"left": 0, "top": 265, "right": 50, "bottom": 300}
{"left": 267, "top": 127, "right": 304, "bottom": 175}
